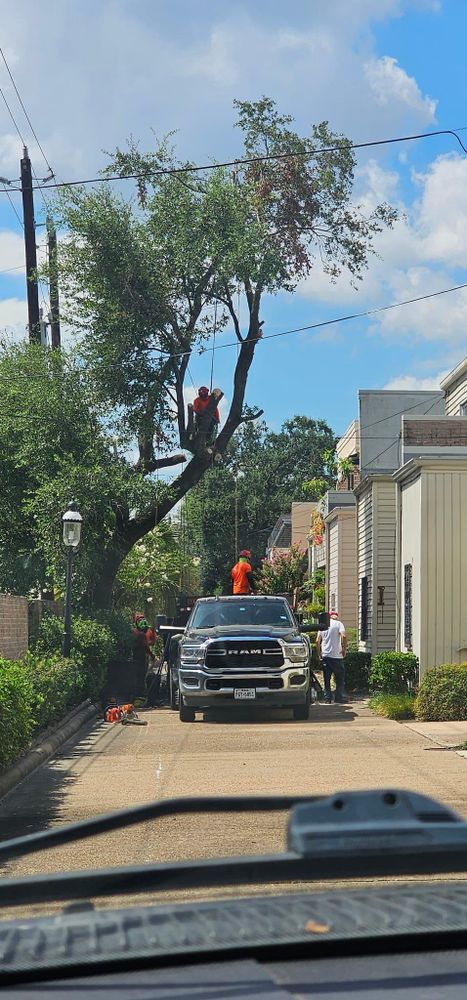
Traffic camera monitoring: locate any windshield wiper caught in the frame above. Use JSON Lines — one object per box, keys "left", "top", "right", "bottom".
{"left": 1, "top": 789, "right": 467, "bottom": 910}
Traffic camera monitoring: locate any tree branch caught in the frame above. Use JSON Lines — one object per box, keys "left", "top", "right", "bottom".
{"left": 223, "top": 283, "right": 244, "bottom": 343}
{"left": 240, "top": 408, "right": 264, "bottom": 423}
{"left": 135, "top": 451, "right": 187, "bottom": 473}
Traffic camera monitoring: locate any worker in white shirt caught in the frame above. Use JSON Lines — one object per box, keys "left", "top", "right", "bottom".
{"left": 316, "top": 611, "right": 348, "bottom": 704}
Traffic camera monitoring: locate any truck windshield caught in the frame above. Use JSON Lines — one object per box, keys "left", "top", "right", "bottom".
{"left": 189, "top": 599, "right": 294, "bottom": 629}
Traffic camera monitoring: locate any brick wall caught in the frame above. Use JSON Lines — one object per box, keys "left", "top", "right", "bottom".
{"left": 28, "top": 598, "right": 63, "bottom": 644}
{"left": 0, "top": 594, "right": 28, "bottom": 660}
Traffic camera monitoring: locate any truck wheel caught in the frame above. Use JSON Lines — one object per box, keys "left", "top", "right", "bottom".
{"left": 179, "top": 698, "right": 195, "bottom": 723}
{"left": 169, "top": 669, "right": 179, "bottom": 710}
{"left": 293, "top": 703, "right": 310, "bottom": 721}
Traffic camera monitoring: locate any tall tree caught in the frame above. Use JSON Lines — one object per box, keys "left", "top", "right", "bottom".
{"left": 183, "top": 415, "right": 337, "bottom": 593}
{"left": 47, "top": 96, "right": 395, "bottom": 606}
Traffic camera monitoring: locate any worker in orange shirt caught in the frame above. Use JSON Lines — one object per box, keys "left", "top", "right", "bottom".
{"left": 231, "top": 550, "right": 255, "bottom": 595}
{"left": 193, "top": 386, "right": 220, "bottom": 446}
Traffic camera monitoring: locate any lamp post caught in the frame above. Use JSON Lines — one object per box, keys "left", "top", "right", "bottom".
{"left": 62, "top": 502, "right": 83, "bottom": 657}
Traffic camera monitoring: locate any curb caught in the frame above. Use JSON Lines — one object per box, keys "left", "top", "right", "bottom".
{"left": 0, "top": 700, "right": 99, "bottom": 802}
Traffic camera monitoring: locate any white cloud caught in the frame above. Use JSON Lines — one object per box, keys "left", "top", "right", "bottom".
{"left": 383, "top": 370, "right": 450, "bottom": 390}
{"left": 0, "top": 229, "right": 24, "bottom": 272}
{"left": 0, "top": 0, "right": 441, "bottom": 184}
{"left": 0, "top": 296, "right": 27, "bottom": 340}
{"left": 364, "top": 56, "right": 437, "bottom": 120}
{"left": 299, "top": 151, "right": 467, "bottom": 350}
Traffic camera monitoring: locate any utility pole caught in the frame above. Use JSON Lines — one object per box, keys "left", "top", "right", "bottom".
{"left": 20, "top": 147, "right": 40, "bottom": 343}
{"left": 47, "top": 215, "right": 61, "bottom": 348}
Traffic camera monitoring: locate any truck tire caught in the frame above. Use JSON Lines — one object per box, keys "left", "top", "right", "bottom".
{"left": 179, "top": 697, "right": 195, "bottom": 723}
{"left": 168, "top": 668, "right": 179, "bottom": 710}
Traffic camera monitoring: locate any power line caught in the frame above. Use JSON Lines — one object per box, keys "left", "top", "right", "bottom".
{"left": 0, "top": 279, "right": 466, "bottom": 381}
{"left": 1, "top": 126, "right": 467, "bottom": 194}
{"left": 0, "top": 81, "right": 26, "bottom": 146}
{"left": 1, "top": 187, "right": 23, "bottom": 229}
{"left": 161, "top": 280, "right": 467, "bottom": 361}
{"left": 0, "top": 48, "right": 53, "bottom": 177}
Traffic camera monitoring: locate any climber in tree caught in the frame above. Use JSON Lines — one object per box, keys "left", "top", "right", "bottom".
{"left": 192, "top": 386, "right": 220, "bottom": 448}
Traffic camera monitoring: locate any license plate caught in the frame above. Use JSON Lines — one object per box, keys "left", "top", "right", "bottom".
{"left": 234, "top": 688, "right": 256, "bottom": 700}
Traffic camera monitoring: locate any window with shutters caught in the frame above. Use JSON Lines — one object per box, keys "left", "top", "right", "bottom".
{"left": 404, "top": 563, "right": 413, "bottom": 650}
{"left": 360, "top": 576, "right": 369, "bottom": 641}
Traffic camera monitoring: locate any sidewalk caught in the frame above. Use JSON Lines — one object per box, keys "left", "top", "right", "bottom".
{"left": 405, "top": 720, "right": 467, "bottom": 754}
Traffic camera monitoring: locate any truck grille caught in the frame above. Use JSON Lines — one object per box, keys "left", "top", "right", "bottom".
{"left": 205, "top": 639, "right": 284, "bottom": 669}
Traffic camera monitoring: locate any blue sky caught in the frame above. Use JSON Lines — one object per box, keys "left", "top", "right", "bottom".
{"left": 1, "top": 0, "right": 467, "bottom": 439}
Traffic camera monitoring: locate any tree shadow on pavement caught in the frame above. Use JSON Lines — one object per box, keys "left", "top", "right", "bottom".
{"left": 0, "top": 717, "right": 105, "bottom": 848}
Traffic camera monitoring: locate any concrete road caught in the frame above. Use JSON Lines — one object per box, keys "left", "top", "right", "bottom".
{"left": 2, "top": 700, "right": 467, "bottom": 914}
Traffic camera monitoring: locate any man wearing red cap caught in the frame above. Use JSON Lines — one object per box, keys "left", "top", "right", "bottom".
{"left": 316, "top": 610, "right": 348, "bottom": 704}
{"left": 231, "top": 550, "right": 255, "bottom": 595}
{"left": 193, "top": 386, "right": 220, "bottom": 447}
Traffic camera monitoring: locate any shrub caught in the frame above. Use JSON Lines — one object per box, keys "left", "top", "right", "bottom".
{"left": 370, "top": 651, "right": 418, "bottom": 693}
{"left": 35, "top": 613, "right": 118, "bottom": 701}
{"left": 0, "top": 660, "right": 36, "bottom": 769}
{"left": 370, "top": 693, "right": 416, "bottom": 721}
{"left": 344, "top": 651, "right": 371, "bottom": 692}
{"left": 22, "top": 652, "right": 87, "bottom": 730}
{"left": 346, "top": 627, "right": 358, "bottom": 652}
{"left": 415, "top": 663, "right": 467, "bottom": 721}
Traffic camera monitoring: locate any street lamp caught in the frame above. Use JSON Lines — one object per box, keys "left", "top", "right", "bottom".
{"left": 62, "top": 501, "right": 82, "bottom": 657}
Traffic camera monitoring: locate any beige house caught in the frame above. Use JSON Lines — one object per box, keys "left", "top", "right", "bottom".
{"left": 291, "top": 502, "right": 316, "bottom": 552}
{"left": 441, "top": 358, "right": 467, "bottom": 416}
{"left": 395, "top": 458, "right": 467, "bottom": 674}
{"left": 325, "top": 506, "right": 357, "bottom": 630}
{"left": 355, "top": 476, "right": 397, "bottom": 654}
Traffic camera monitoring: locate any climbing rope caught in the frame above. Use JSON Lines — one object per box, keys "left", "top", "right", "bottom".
{"left": 209, "top": 301, "right": 218, "bottom": 391}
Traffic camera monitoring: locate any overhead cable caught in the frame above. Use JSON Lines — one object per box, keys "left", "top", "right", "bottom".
{"left": 0, "top": 126, "right": 467, "bottom": 194}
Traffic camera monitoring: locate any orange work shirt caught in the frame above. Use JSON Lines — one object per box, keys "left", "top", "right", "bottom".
{"left": 193, "top": 396, "right": 220, "bottom": 423}
{"left": 231, "top": 559, "right": 253, "bottom": 595}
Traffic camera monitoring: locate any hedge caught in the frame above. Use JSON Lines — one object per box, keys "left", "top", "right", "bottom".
{"left": 369, "top": 692, "right": 416, "bottom": 721}
{"left": 344, "top": 651, "right": 371, "bottom": 692}
{"left": 0, "top": 611, "right": 132, "bottom": 771}
{"left": 415, "top": 663, "right": 467, "bottom": 721}
{"left": 370, "top": 651, "right": 418, "bottom": 693}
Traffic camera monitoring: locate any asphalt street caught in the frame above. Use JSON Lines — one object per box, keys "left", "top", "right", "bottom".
{"left": 2, "top": 700, "right": 467, "bottom": 915}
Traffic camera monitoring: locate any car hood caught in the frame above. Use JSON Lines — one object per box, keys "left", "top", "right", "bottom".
{"left": 185, "top": 625, "right": 300, "bottom": 641}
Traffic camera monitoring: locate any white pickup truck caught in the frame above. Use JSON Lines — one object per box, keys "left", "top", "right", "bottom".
{"left": 164, "top": 595, "right": 327, "bottom": 723}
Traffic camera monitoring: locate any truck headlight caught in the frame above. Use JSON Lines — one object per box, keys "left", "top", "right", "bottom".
{"left": 283, "top": 642, "right": 308, "bottom": 662}
{"left": 181, "top": 644, "right": 204, "bottom": 663}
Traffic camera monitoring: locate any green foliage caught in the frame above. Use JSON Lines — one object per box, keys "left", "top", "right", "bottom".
{"left": 0, "top": 611, "right": 126, "bottom": 770}
{"left": 116, "top": 521, "right": 199, "bottom": 612}
{"left": 346, "top": 627, "right": 358, "bottom": 652}
{"left": 345, "top": 651, "right": 371, "bottom": 692}
{"left": 370, "top": 693, "right": 416, "bottom": 721}
{"left": 370, "top": 651, "right": 419, "bottom": 693}
{"left": 257, "top": 546, "right": 307, "bottom": 595}
{"left": 415, "top": 663, "right": 467, "bottom": 721}
{"left": 35, "top": 613, "right": 117, "bottom": 701}
{"left": 0, "top": 661, "right": 36, "bottom": 769}
{"left": 23, "top": 652, "right": 87, "bottom": 730}
{"left": 184, "top": 415, "right": 336, "bottom": 593}
{"left": 0, "top": 342, "right": 153, "bottom": 604}
{"left": 0, "top": 99, "right": 395, "bottom": 608}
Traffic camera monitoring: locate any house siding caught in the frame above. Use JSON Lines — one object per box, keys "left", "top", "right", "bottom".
{"left": 337, "top": 509, "right": 358, "bottom": 632}
{"left": 444, "top": 374, "right": 467, "bottom": 416}
{"left": 422, "top": 468, "right": 467, "bottom": 672}
{"left": 373, "top": 479, "right": 397, "bottom": 653}
{"left": 399, "top": 477, "right": 422, "bottom": 664}
{"left": 327, "top": 518, "right": 339, "bottom": 612}
{"left": 357, "top": 483, "right": 373, "bottom": 651}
